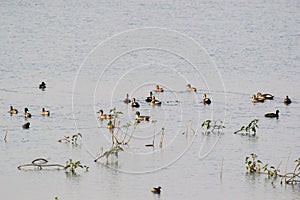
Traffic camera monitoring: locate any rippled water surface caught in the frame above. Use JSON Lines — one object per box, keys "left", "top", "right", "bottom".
{"left": 1, "top": 0, "right": 300, "bottom": 199}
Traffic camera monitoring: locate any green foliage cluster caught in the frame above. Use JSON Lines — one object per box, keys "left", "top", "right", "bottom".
{"left": 245, "top": 153, "right": 279, "bottom": 176}
{"left": 201, "top": 119, "right": 225, "bottom": 134}
{"left": 65, "top": 159, "right": 89, "bottom": 175}
{"left": 235, "top": 119, "right": 259, "bottom": 136}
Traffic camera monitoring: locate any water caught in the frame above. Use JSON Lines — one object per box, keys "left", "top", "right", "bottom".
{"left": 1, "top": 0, "right": 300, "bottom": 199}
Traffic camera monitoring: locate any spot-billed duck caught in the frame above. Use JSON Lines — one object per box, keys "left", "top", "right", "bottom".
{"left": 41, "top": 108, "right": 50, "bottom": 116}
{"left": 9, "top": 106, "right": 18, "bottom": 114}
{"left": 97, "top": 109, "right": 112, "bottom": 119}
{"left": 135, "top": 111, "right": 150, "bottom": 121}
{"left": 186, "top": 84, "right": 197, "bottom": 92}
{"left": 155, "top": 85, "right": 164, "bottom": 92}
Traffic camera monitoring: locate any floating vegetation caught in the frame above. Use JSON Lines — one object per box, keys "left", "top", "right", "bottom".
{"left": 17, "top": 158, "right": 89, "bottom": 175}
{"left": 17, "top": 158, "right": 65, "bottom": 170}
{"left": 201, "top": 119, "right": 225, "bottom": 135}
{"left": 234, "top": 119, "right": 258, "bottom": 136}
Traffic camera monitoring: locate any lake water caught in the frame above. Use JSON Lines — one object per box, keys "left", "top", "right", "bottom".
{"left": 0, "top": 0, "right": 299, "bottom": 199}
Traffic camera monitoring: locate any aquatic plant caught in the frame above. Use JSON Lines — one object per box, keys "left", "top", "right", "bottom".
{"left": 94, "top": 145, "right": 124, "bottom": 162}
{"left": 17, "top": 158, "right": 88, "bottom": 175}
{"left": 262, "top": 164, "right": 279, "bottom": 178}
{"left": 245, "top": 153, "right": 279, "bottom": 178}
{"left": 201, "top": 119, "right": 225, "bottom": 134}
{"left": 234, "top": 119, "right": 258, "bottom": 136}
{"left": 145, "top": 120, "right": 157, "bottom": 147}
{"left": 280, "top": 158, "right": 300, "bottom": 185}
{"left": 17, "top": 158, "right": 65, "bottom": 170}
{"left": 3, "top": 129, "right": 8, "bottom": 142}
{"left": 109, "top": 107, "right": 123, "bottom": 128}
{"left": 159, "top": 127, "right": 165, "bottom": 148}
{"left": 65, "top": 159, "right": 89, "bottom": 175}
{"left": 245, "top": 154, "right": 300, "bottom": 185}
{"left": 245, "top": 153, "right": 262, "bottom": 173}
{"left": 58, "top": 133, "right": 82, "bottom": 146}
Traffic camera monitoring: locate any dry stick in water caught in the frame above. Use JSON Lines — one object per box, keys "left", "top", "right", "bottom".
{"left": 185, "top": 124, "right": 188, "bottom": 140}
{"left": 124, "top": 123, "right": 138, "bottom": 145}
{"left": 286, "top": 161, "right": 300, "bottom": 184}
{"left": 4, "top": 129, "right": 8, "bottom": 142}
{"left": 146, "top": 121, "right": 157, "bottom": 147}
{"left": 282, "top": 153, "right": 290, "bottom": 184}
{"left": 272, "top": 161, "right": 282, "bottom": 185}
{"left": 220, "top": 157, "right": 224, "bottom": 182}
{"left": 159, "top": 128, "right": 165, "bottom": 148}
{"left": 120, "top": 124, "right": 130, "bottom": 144}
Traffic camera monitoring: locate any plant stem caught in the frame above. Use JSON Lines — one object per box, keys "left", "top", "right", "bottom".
{"left": 4, "top": 129, "right": 8, "bottom": 142}
{"left": 159, "top": 128, "right": 165, "bottom": 148}
{"left": 220, "top": 157, "right": 224, "bottom": 182}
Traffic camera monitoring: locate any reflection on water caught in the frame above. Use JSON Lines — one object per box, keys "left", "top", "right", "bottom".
{"left": 1, "top": 0, "right": 300, "bottom": 199}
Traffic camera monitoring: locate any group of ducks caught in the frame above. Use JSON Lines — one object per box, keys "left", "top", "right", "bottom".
{"left": 8, "top": 82, "right": 50, "bottom": 129}
{"left": 9, "top": 106, "right": 51, "bottom": 129}
{"left": 251, "top": 92, "right": 292, "bottom": 119}
{"left": 97, "top": 84, "right": 212, "bottom": 128}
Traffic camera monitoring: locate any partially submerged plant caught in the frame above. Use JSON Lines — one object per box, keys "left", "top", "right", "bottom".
{"left": 159, "top": 127, "right": 165, "bottom": 148}
{"left": 145, "top": 120, "right": 157, "bottom": 147}
{"left": 201, "top": 119, "right": 225, "bottom": 134}
{"left": 58, "top": 133, "right": 82, "bottom": 146}
{"left": 280, "top": 158, "right": 300, "bottom": 185}
{"left": 71, "top": 133, "right": 82, "bottom": 145}
{"left": 244, "top": 153, "right": 300, "bottom": 186}
{"left": 262, "top": 164, "right": 280, "bottom": 177}
{"left": 108, "top": 107, "right": 123, "bottom": 129}
{"left": 245, "top": 153, "right": 262, "bottom": 173}
{"left": 65, "top": 159, "right": 89, "bottom": 174}
{"left": 234, "top": 119, "right": 259, "bottom": 136}
{"left": 94, "top": 145, "right": 124, "bottom": 162}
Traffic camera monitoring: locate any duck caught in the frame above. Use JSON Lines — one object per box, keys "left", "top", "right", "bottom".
{"left": 39, "top": 82, "right": 46, "bottom": 90}
{"left": 9, "top": 106, "right": 18, "bottom": 114}
{"left": 257, "top": 92, "right": 274, "bottom": 100}
{"left": 97, "top": 109, "right": 112, "bottom": 119}
{"left": 150, "top": 95, "right": 162, "bottom": 106}
{"left": 135, "top": 111, "right": 150, "bottom": 121}
{"left": 202, "top": 94, "right": 211, "bottom": 105}
{"left": 131, "top": 98, "right": 140, "bottom": 108}
{"left": 106, "top": 120, "right": 114, "bottom": 129}
{"left": 151, "top": 186, "right": 161, "bottom": 194}
{"left": 145, "top": 91, "right": 153, "bottom": 102}
{"left": 283, "top": 96, "right": 292, "bottom": 105}
{"left": 155, "top": 85, "right": 164, "bottom": 92}
{"left": 252, "top": 95, "right": 265, "bottom": 103}
{"left": 24, "top": 108, "right": 32, "bottom": 118}
{"left": 22, "top": 122, "right": 30, "bottom": 129}
{"left": 265, "top": 110, "right": 279, "bottom": 118}
{"left": 41, "top": 108, "right": 50, "bottom": 116}
{"left": 123, "top": 94, "right": 131, "bottom": 104}
{"left": 186, "top": 84, "right": 197, "bottom": 92}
